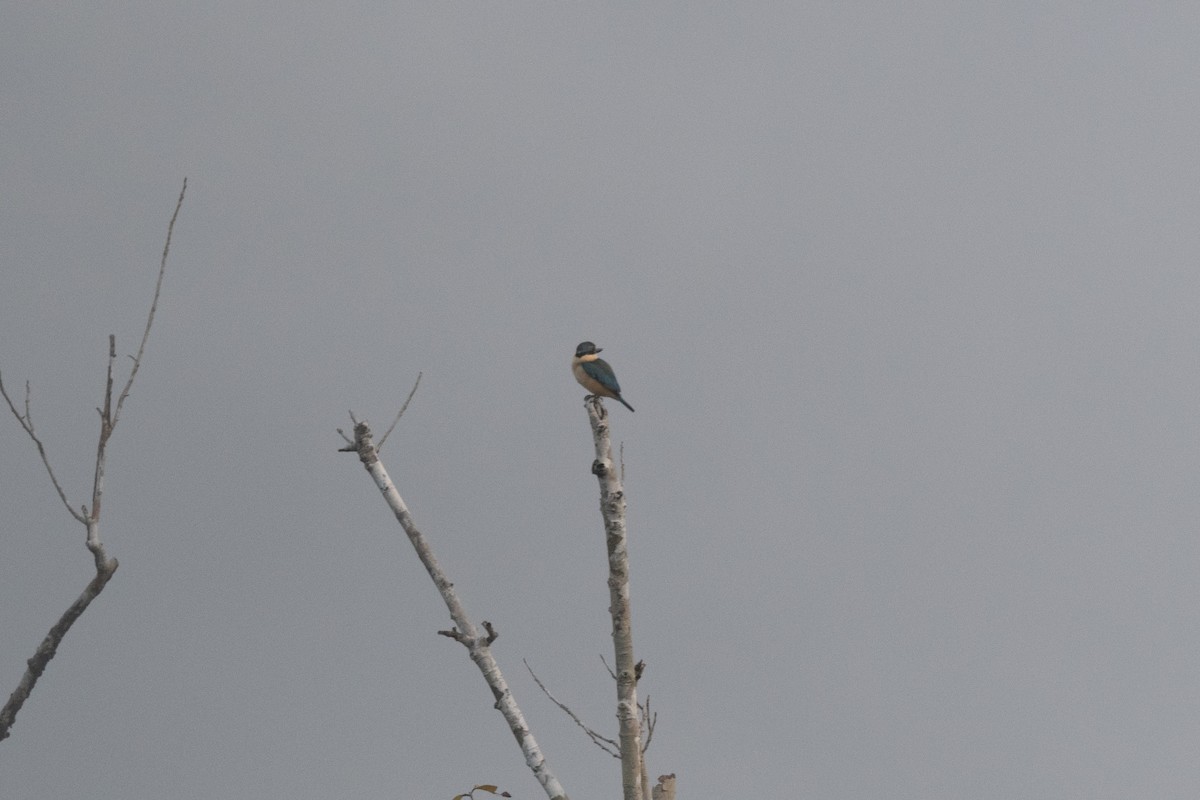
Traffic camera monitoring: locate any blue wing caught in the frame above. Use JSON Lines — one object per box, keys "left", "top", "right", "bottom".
{"left": 582, "top": 359, "right": 621, "bottom": 394}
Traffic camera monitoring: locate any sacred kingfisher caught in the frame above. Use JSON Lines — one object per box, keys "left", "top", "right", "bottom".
{"left": 572, "top": 341, "right": 635, "bottom": 412}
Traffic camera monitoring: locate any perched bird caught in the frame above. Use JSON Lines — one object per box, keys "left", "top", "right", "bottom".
{"left": 572, "top": 341, "right": 635, "bottom": 412}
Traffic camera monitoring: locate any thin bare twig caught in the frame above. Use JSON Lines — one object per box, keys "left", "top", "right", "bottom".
{"left": 600, "top": 653, "right": 617, "bottom": 681}
{"left": 0, "top": 378, "right": 85, "bottom": 523}
{"left": 641, "top": 695, "right": 656, "bottom": 753}
{"left": 113, "top": 178, "right": 185, "bottom": 425}
{"left": 543, "top": 655, "right": 658, "bottom": 756}
{"left": 87, "top": 178, "right": 184, "bottom": 525}
{"left": 377, "top": 372, "right": 421, "bottom": 451}
{"left": 525, "top": 659, "right": 620, "bottom": 758}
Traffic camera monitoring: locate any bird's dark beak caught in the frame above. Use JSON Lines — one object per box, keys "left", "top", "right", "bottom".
{"left": 595, "top": 348, "right": 603, "bottom": 353}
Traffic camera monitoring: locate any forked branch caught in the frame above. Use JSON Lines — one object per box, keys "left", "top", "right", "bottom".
{"left": 0, "top": 178, "right": 186, "bottom": 743}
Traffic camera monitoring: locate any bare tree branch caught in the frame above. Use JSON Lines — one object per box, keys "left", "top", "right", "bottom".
{"left": 532, "top": 654, "right": 658, "bottom": 762}
{"left": 345, "top": 419, "right": 569, "bottom": 800}
{"left": 525, "top": 659, "right": 620, "bottom": 758}
{"left": 582, "top": 395, "right": 644, "bottom": 800}
{"left": 0, "top": 178, "right": 186, "bottom": 744}
{"left": 113, "top": 178, "right": 185, "bottom": 425}
{"left": 376, "top": 372, "right": 421, "bottom": 451}
{"left": 0, "top": 378, "right": 86, "bottom": 524}
{"left": 0, "top": 558, "right": 116, "bottom": 741}
{"left": 640, "top": 694, "right": 656, "bottom": 754}
{"left": 336, "top": 373, "right": 421, "bottom": 452}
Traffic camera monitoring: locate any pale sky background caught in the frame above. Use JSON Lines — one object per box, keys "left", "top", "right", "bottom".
{"left": 3, "top": 4, "right": 1200, "bottom": 799}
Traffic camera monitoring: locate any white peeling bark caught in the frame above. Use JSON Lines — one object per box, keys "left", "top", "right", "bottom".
{"left": 583, "top": 396, "right": 644, "bottom": 800}
{"left": 350, "top": 421, "right": 568, "bottom": 800}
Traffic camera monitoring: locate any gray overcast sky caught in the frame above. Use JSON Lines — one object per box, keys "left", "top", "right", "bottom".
{"left": 3, "top": 4, "right": 1199, "bottom": 799}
